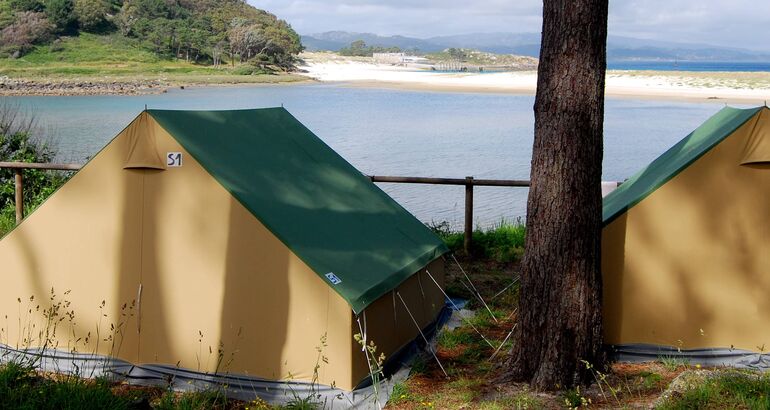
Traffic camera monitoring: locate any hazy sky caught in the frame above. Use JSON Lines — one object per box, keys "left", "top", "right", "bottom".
{"left": 247, "top": 0, "right": 770, "bottom": 51}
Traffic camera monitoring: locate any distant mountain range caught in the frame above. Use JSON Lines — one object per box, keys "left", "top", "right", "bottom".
{"left": 302, "top": 31, "right": 770, "bottom": 62}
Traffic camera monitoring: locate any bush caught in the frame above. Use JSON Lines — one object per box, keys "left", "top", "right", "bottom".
{"left": 0, "top": 104, "right": 71, "bottom": 236}
{"left": 44, "top": 0, "right": 77, "bottom": 34}
{"left": 8, "top": 0, "right": 45, "bottom": 12}
{"left": 74, "top": 0, "right": 111, "bottom": 33}
{"left": 0, "top": 11, "right": 54, "bottom": 55}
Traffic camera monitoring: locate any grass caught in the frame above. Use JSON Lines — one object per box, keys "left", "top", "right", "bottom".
{"left": 4, "top": 204, "right": 770, "bottom": 409}
{"left": 659, "top": 356, "right": 689, "bottom": 372}
{"left": 430, "top": 218, "right": 526, "bottom": 263}
{"left": 0, "top": 359, "right": 290, "bottom": 409}
{"left": 657, "top": 370, "right": 770, "bottom": 409}
{"left": 0, "top": 33, "right": 306, "bottom": 85}
{"left": 0, "top": 361, "right": 139, "bottom": 409}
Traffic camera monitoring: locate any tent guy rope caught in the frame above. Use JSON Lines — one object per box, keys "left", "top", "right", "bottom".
{"left": 425, "top": 270, "right": 495, "bottom": 349}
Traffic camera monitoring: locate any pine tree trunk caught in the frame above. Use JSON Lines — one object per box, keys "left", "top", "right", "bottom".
{"left": 507, "top": 0, "right": 608, "bottom": 390}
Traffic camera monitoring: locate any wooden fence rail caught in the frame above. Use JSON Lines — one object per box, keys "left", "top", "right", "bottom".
{"left": 0, "top": 162, "right": 83, "bottom": 225}
{"left": 369, "top": 175, "right": 531, "bottom": 252}
{"left": 3, "top": 162, "right": 616, "bottom": 254}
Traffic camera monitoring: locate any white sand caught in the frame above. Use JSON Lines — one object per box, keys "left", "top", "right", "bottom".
{"left": 299, "top": 59, "right": 770, "bottom": 104}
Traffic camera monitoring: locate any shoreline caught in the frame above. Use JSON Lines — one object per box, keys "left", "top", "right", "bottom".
{"left": 296, "top": 59, "right": 770, "bottom": 105}
{"left": 337, "top": 78, "right": 769, "bottom": 105}
{"left": 2, "top": 63, "right": 770, "bottom": 104}
{"left": 0, "top": 75, "right": 312, "bottom": 97}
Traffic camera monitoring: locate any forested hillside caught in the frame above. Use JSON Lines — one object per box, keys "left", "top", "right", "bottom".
{"left": 0, "top": 0, "right": 303, "bottom": 69}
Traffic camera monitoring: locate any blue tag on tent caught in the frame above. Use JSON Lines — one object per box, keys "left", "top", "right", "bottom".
{"left": 325, "top": 272, "right": 342, "bottom": 285}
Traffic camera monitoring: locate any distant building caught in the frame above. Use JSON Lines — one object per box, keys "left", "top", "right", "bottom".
{"left": 372, "top": 53, "right": 405, "bottom": 64}
{"left": 372, "top": 53, "right": 430, "bottom": 65}
{"left": 403, "top": 56, "right": 429, "bottom": 63}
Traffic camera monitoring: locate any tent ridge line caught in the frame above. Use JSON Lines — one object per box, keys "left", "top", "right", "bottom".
{"left": 602, "top": 107, "right": 763, "bottom": 226}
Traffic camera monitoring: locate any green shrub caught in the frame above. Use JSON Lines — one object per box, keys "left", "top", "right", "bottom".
{"left": 231, "top": 64, "right": 273, "bottom": 76}
{"left": 0, "top": 104, "right": 72, "bottom": 236}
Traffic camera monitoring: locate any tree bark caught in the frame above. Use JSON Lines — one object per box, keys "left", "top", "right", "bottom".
{"left": 507, "top": 0, "right": 608, "bottom": 390}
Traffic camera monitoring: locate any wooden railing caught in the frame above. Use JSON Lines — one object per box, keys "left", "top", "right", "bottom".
{"left": 369, "top": 175, "right": 531, "bottom": 252}
{"left": 2, "top": 162, "right": 618, "bottom": 253}
{"left": 0, "top": 162, "right": 82, "bottom": 224}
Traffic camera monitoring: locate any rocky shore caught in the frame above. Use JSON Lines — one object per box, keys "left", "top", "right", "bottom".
{"left": 0, "top": 77, "right": 170, "bottom": 96}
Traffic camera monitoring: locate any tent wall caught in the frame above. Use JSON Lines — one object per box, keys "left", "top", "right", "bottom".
{"left": 134, "top": 116, "right": 356, "bottom": 389}
{"left": 0, "top": 114, "right": 358, "bottom": 390}
{"left": 351, "top": 259, "right": 445, "bottom": 387}
{"left": 0, "top": 110, "right": 449, "bottom": 393}
{"left": 603, "top": 109, "right": 770, "bottom": 351}
{"left": 0, "top": 115, "right": 147, "bottom": 363}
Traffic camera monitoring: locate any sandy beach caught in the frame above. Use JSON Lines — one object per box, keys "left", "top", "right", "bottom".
{"left": 299, "top": 55, "right": 770, "bottom": 104}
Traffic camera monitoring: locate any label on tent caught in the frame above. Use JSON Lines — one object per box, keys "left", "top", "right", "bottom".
{"left": 325, "top": 272, "right": 342, "bottom": 285}
{"left": 167, "top": 152, "right": 183, "bottom": 167}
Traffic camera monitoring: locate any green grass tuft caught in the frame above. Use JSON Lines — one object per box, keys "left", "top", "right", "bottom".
{"left": 658, "top": 355, "right": 689, "bottom": 372}
{"left": 429, "top": 219, "right": 526, "bottom": 262}
{"left": 658, "top": 371, "right": 770, "bottom": 410}
{"left": 0, "top": 361, "right": 135, "bottom": 410}
{"left": 438, "top": 328, "right": 477, "bottom": 350}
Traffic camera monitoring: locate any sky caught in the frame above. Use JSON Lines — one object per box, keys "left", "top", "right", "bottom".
{"left": 247, "top": 0, "right": 770, "bottom": 51}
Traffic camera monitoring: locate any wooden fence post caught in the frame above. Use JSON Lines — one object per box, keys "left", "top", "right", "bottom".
{"left": 14, "top": 169, "right": 23, "bottom": 223}
{"left": 464, "top": 176, "right": 473, "bottom": 254}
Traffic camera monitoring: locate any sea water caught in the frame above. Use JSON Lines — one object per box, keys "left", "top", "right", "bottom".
{"left": 607, "top": 61, "right": 770, "bottom": 72}
{"left": 1, "top": 84, "right": 745, "bottom": 228}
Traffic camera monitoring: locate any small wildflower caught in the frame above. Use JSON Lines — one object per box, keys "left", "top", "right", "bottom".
{"left": 696, "top": 364, "right": 701, "bottom": 369}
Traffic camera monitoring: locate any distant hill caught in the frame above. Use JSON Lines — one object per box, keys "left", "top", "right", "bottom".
{"left": 302, "top": 31, "right": 770, "bottom": 62}
{"left": 0, "top": 0, "right": 303, "bottom": 69}
{"left": 302, "top": 31, "right": 441, "bottom": 53}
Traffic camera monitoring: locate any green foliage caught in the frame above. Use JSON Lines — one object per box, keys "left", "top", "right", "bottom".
{"left": 1, "top": 0, "right": 302, "bottom": 66}
{"left": 438, "top": 328, "right": 476, "bottom": 350}
{"left": 0, "top": 104, "right": 71, "bottom": 237}
{"left": 154, "top": 388, "right": 229, "bottom": 410}
{"left": 446, "top": 48, "right": 468, "bottom": 61}
{"left": 339, "top": 39, "right": 402, "bottom": 57}
{"left": 0, "top": 361, "right": 135, "bottom": 410}
{"left": 9, "top": 0, "right": 45, "bottom": 12}
{"left": 281, "top": 396, "right": 318, "bottom": 410}
{"left": 73, "top": 0, "right": 111, "bottom": 33}
{"left": 658, "top": 371, "right": 770, "bottom": 410}
{"left": 390, "top": 381, "right": 412, "bottom": 403}
{"left": 659, "top": 356, "right": 689, "bottom": 372}
{"left": 44, "top": 0, "right": 77, "bottom": 34}
{"left": 429, "top": 219, "right": 526, "bottom": 262}
{"left": 0, "top": 11, "right": 54, "bottom": 56}
{"left": 639, "top": 371, "right": 663, "bottom": 389}
{"left": 563, "top": 386, "right": 589, "bottom": 409}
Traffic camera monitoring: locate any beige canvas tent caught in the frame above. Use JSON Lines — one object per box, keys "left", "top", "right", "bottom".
{"left": 603, "top": 106, "right": 770, "bottom": 365}
{"left": 0, "top": 108, "right": 449, "bottom": 404}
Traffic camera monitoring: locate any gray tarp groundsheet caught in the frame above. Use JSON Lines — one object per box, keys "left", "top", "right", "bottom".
{"left": 0, "top": 305, "right": 452, "bottom": 409}
{"left": 610, "top": 344, "right": 770, "bottom": 370}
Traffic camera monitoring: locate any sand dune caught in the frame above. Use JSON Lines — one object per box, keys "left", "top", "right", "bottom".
{"left": 299, "top": 58, "right": 770, "bottom": 104}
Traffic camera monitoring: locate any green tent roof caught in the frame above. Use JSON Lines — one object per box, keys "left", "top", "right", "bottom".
{"left": 603, "top": 106, "right": 763, "bottom": 225}
{"left": 148, "top": 108, "right": 448, "bottom": 314}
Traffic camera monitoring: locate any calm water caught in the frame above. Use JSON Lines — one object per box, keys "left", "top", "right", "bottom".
{"left": 1, "top": 84, "right": 743, "bottom": 228}
{"left": 608, "top": 61, "right": 770, "bottom": 72}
